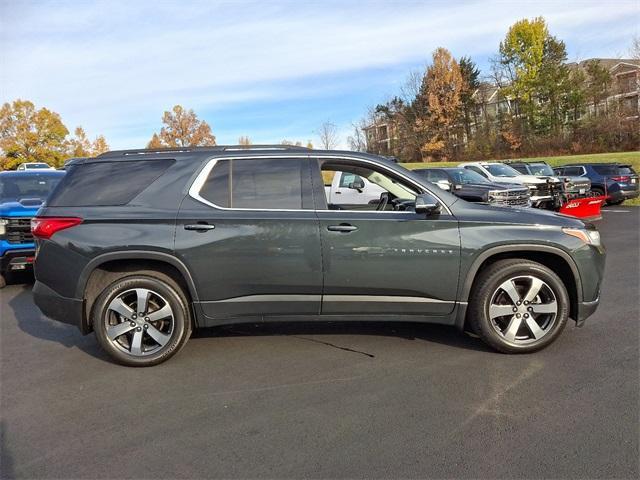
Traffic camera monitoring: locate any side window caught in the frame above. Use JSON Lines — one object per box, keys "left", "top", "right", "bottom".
{"left": 339, "top": 173, "right": 363, "bottom": 188}
{"left": 511, "top": 165, "right": 528, "bottom": 174}
{"left": 197, "top": 158, "right": 309, "bottom": 210}
{"left": 465, "top": 165, "right": 487, "bottom": 178}
{"left": 320, "top": 160, "right": 419, "bottom": 212}
{"left": 426, "top": 170, "right": 448, "bottom": 182}
{"left": 563, "top": 167, "right": 583, "bottom": 176}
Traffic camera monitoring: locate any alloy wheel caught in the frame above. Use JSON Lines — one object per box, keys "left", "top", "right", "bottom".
{"left": 104, "top": 288, "right": 175, "bottom": 356}
{"left": 488, "top": 275, "right": 558, "bottom": 345}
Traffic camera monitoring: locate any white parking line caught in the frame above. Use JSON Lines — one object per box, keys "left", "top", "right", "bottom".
{"left": 603, "top": 209, "right": 632, "bottom": 213}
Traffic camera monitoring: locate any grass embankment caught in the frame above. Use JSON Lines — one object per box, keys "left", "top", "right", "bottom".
{"left": 401, "top": 151, "right": 640, "bottom": 206}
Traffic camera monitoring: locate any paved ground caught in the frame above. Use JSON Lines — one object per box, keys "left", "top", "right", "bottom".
{"left": 1, "top": 208, "right": 638, "bottom": 479}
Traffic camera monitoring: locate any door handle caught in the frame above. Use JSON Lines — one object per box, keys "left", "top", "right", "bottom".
{"left": 184, "top": 224, "right": 215, "bottom": 232}
{"left": 327, "top": 224, "right": 358, "bottom": 232}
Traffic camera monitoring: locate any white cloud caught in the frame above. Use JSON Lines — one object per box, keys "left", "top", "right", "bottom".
{"left": 1, "top": 0, "right": 638, "bottom": 148}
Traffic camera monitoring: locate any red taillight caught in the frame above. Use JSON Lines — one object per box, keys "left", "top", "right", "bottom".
{"left": 31, "top": 217, "right": 83, "bottom": 239}
{"left": 611, "top": 176, "right": 630, "bottom": 182}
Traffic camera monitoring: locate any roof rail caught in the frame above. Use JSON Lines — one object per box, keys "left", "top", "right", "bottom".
{"left": 97, "top": 144, "right": 311, "bottom": 158}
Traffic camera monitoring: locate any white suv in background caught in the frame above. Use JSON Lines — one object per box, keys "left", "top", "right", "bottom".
{"left": 16, "top": 162, "right": 56, "bottom": 171}
{"left": 459, "top": 161, "right": 564, "bottom": 209}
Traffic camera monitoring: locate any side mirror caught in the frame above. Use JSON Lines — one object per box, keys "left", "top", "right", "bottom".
{"left": 435, "top": 179, "right": 451, "bottom": 191}
{"left": 414, "top": 193, "right": 442, "bottom": 216}
{"left": 348, "top": 178, "right": 365, "bottom": 191}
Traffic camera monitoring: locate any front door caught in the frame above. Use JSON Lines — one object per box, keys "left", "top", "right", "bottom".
{"left": 175, "top": 156, "right": 322, "bottom": 322}
{"left": 315, "top": 158, "right": 460, "bottom": 315}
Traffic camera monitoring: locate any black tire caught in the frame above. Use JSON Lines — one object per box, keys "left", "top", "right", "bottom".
{"left": 608, "top": 199, "right": 624, "bottom": 205}
{"left": 588, "top": 187, "right": 604, "bottom": 197}
{"left": 469, "top": 259, "right": 569, "bottom": 353}
{"left": 92, "top": 271, "right": 192, "bottom": 366}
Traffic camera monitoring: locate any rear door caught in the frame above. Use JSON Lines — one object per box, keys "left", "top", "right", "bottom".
{"left": 175, "top": 156, "right": 323, "bottom": 321}
{"left": 313, "top": 157, "right": 460, "bottom": 316}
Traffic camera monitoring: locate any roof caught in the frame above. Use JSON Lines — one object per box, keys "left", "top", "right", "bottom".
{"left": 0, "top": 170, "right": 65, "bottom": 177}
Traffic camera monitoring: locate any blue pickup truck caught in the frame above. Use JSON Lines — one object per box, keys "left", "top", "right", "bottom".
{"left": 0, "top": 170, "right": 66, "bottom": 287}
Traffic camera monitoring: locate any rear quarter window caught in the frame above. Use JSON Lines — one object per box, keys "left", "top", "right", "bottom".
{"left": 47, "top": 159, "right": 174, "bottom": 207}
{"left": 592, "top": 165, "right": 618, "bottom": 176}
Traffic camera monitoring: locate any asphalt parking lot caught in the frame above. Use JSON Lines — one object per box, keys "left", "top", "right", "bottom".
{"left": 1, "top": 208, "right": 638, "bottom": 479}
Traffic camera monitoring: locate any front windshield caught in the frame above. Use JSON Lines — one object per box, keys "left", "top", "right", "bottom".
{"left": 448, "top": 168, "right": 490, "bottom": 185}
{"left": 527, "top": 163, "right": 555, "bottom": 176}
{"left": 0, "top": 175, "right": 63, "bottom": 203}
{"left": 486, "top": 164, "right": 521, "bottom": 177}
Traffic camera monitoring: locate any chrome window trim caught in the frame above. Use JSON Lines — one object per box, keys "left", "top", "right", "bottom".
{"left": 188, "top": 154, "right": 453, "bottom": 215}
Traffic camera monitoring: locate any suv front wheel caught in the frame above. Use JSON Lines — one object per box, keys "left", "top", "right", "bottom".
{"left": 469, "top": 259, "right": 569, "bottom": 353}
{"left": 92, "top": 272, "right": 192, "bottom": 366}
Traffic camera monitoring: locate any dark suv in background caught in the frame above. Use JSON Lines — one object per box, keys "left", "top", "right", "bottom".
{"left": 507, "top": 160, "right": 591, "bottom": 200}
{"left": 413, "top": 167, "right": 530, "bottom": 207}
{"left": 554, "top": 163, "right": 639, "bottom": 205}
{"left": 32, "top": 146, "right": 605, "bottom": 366}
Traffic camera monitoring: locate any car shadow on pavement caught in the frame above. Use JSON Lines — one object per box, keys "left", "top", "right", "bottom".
{"left": 6, "top": 283, "right": 111, "bottom": 363}
{"left": 192, "top": 321, "right": 492, "bottom": 354}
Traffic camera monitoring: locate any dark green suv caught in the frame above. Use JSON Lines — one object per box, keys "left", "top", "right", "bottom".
{"left": 32, "top": 146, "right": 605, "bottom": 366}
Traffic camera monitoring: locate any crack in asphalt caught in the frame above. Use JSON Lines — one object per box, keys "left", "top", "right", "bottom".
{"left": 293, "top": 336, "right": 376, "bottom": 358}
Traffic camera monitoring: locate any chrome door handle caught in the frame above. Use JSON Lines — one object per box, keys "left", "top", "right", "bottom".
{"left": 327, "top": 224, "right": 358, "bottom": 232}
{"left": 184, "top": 224, "right": 215, "bottom": 232}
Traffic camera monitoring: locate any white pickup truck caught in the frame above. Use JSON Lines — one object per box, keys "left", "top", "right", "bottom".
{"left": 324, "top": 171, "right": 386, "bottom": 205}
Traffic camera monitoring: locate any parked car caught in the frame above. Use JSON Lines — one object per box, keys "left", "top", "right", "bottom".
{"left": 16, "top": 162, "right": 56, "bottom": 171}
{"left": 506, "top": 160, "right": 591, "bottom": 200}
{"left": 0, "top": 170, "right": 66, "bottom": 287}
{"left": 459, "top": 161, "right": 564, "bottom": 209}
{"left": 413, "top": 167, "right": 530, "bottom": 208}
{"left": 324, "top": 170, "right": 385, "bottom": 207}
{"left": 553, "top": 163, "right": 639, "bottom": 205}
{"left": 33, "top": 146, "right": 605, "bottom": 366}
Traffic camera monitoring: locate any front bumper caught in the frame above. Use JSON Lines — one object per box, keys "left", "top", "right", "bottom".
{"left": 0, "top": 248, "right": 35, "bottom": 274}
{"left": 32, "top": 280, "right": 88, "bottom": 334}
{"left": 576, "top": 294, "right": 600, "bottom": 327}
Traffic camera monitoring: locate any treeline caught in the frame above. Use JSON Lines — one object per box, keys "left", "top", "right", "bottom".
{"left": 0, "top": 100, "right": 110, "bottom": 170}
{"left": 354, "top": 17, "right": 640, "bottom": 162}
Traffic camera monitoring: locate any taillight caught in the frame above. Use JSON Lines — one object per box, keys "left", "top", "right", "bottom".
{"left": 31, "top": 217, "right": 83, "bottom": 239}
{"left": 611, "top": 176, "right": 630, "bottom": 182}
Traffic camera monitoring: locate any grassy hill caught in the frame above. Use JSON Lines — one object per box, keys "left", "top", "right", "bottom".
{"left": 401, "top": 151, "right": 640, "bottom": 205}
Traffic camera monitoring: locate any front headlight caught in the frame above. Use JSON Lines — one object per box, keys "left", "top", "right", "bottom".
{"left": 0, "top": 218, "right": 7, "bottom": 237}
{"left": 562, "top": 227, "right": 601, "bottom": 246}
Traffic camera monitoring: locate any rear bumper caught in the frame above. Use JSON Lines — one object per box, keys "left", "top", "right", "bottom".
{"left": 32, "top": 280, "right": 88, "bottom": 334}
{"left": 0, "top": 248, "right": 35, "bottom": 274}
{"left": 609, "top": 189, "right": 639, "bottom": 202}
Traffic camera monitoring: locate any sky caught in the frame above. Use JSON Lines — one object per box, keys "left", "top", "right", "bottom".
{"left": 1, "top": 0, "right": 638, "bottom": 150}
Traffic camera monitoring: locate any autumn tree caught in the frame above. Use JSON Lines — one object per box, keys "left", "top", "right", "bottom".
{"left": 415, "top": 48, "right": 464, "bottom": 160}
{"left": 0, "top": 100, "right": 70, "bottom": 169}
{"left": 317, "top": 121, "right": 339, "bottom": 149}
{"left": 148, "top": 105, "right": 216, "bottom": 148}
{"left": 67, "top": 126, "right": 110, "bottom": 157}
{"left": 238, "top": 136, "right": 252, "bottom": 146}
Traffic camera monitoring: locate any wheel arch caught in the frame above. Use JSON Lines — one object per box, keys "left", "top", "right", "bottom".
{"left": 456, "top": 244, "right": 582, "bottom": 330}
{"left": 78, "top": 251, "right": 200, "bottom": 333}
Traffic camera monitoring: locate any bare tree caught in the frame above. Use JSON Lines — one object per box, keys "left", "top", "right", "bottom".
{"left": 346, "top": 121, "right": 367, "bottom": 152}
{"left": 238, "top": 136, "right": 252, "bottom": 146}
{"left": 317, "top": 121, "right": 339, "bottom": 150}
{"left": 631, "top": 34, "right": 640, "bottom": 60}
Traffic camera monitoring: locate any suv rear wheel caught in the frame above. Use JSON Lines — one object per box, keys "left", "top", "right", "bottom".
{"left": 469, "top": 259, "right": 569, "bottom": 353}
{"left": 92, "top": 272, "right": 192, "bottom": 366}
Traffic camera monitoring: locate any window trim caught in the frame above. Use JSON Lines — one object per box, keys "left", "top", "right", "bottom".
{"left": 189, "top": 154, "right": 452, "bottom": 215}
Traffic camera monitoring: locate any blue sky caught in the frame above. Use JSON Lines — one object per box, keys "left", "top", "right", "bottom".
{"left": 1, "top": 0, "right": 638, "bottom": 149}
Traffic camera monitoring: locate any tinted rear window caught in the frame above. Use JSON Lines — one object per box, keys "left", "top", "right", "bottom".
{"left": 592, "top": 165, "right": 616, "bottom": 175}
{"left": 48, "top": 159, "right": 174, "bottom": 206}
